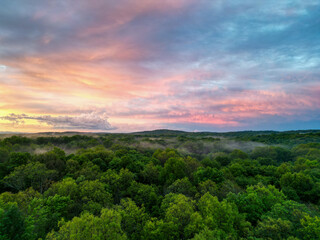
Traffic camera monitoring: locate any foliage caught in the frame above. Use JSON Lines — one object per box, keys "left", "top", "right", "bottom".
{"left": 46, "top": 208, "right": 127, "bottom": 240}
{"left": 0, "top": 132, "right": 318, "bottom": 239}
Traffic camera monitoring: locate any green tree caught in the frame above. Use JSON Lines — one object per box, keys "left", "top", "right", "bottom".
{"left": 213, "top": 152, "right": 232, "bottom": 166}
{"left": 23, "top": 195, "right": 72, "bottom": 239}
{"left": 299, "top": 215, "right": 320, "bottom": 240}
{"left": 127, "top": 181, "right": 160, "bottom": 214}
{"left": 194, "top": 167, "right": 224, "bottom": 184}
{"left": 230, "top": 149, "right": 248, "bottom": 160}
{"left": 0, "top": 201, "right": 26, "bottom": 240}
{"left": 34, "top": 147, "right": 66, "bottom": 175}
{"left": 153, "top": 149, "right": 180, "bottom": 166}
{"left": 191, "top": 227, "right": 226, "bottom": 240}
{"left": 140, "top": 162, "right": 162, "bottom": 185}
{"left": 78, "top": 180, "right": 113, "bottom": 215}
{"left": 280, "top": 171, "right": 317, "bottom": 202}
{"left": 198, "top": 193, "right": 250, "bottom": 238}
{"left": 251, "top": 146, "right": 293, "bottom": 163}
{"left": 7, "top": 152, "right": 31, "bottom": 170}
{"left": 142, "top": 218, "right": 179, "bottom": 240}
{"left": 162, "top": 194, "right": 196, "bottom": 239}
{"left": 74, "top": 161, "right": 102, "bottom": 180}
{"left": 197, "top": 179, "right": 218, "bottom": 198}
{"left": 254, "top": 217, "right": 293, "bottom": 240}
{"left": 162, "top": 157, "right": 187, "bottom": 184}
{"left": 229, "top": 183, "right": 286, "bottom": 225}
{"left": 100, "top": 169, "right": 135, "bottom": 204}
{"left": 4, "top": 162, "right": 57, "bottom": 193}
{"left": 46, "top": 208, "right": 127, "bottom": 240}
{"left": 117, "top": 198, "right": 149, "bottom": 240}
{"left": 261, "top": 200, "right": 313, "bottom": 237}
{"left": 167, "top": 177, "right": 197, "bottom": 197}
{"left": 0, "top": 147, "right": 10, "bottom": 163}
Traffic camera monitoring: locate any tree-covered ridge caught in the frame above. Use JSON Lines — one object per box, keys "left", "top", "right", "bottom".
{"left": 0, "top": 132, "right": 319, "bottom": 239}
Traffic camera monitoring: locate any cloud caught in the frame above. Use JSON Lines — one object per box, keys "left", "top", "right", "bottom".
{"left": 0, "top": 0, "right": 320, "bottom": 132}
{"left": 0, "top": 112, "right": 115, "bottom": 131}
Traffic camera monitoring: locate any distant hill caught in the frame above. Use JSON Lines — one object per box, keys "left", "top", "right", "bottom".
{"left": 130, "top": 129, "right": 278, "bottom": 137}
{"left": 131, "top": 129, "right": 187, "bottom": 136}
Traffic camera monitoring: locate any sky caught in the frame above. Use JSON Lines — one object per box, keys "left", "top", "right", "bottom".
{"left": 0, "top": 0, "right": 320, "bottom": 133}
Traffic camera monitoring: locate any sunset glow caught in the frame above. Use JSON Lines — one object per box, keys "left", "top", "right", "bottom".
{"left": 0, "top": 0, "right": 319, "bottom": 132}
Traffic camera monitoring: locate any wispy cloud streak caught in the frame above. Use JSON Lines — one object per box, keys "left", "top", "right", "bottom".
{"left": 1, "top": 113, "right": 114, "bottom": 131}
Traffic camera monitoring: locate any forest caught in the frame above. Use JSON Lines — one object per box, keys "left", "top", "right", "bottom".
{"left": 0, "top": 130, "right": 319, "bottom": 240}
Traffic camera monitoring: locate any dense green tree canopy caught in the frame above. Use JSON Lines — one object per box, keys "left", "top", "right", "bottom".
{"left": 0, "top": 131, "right": 319, "bottom": 239}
